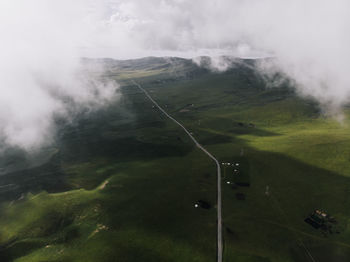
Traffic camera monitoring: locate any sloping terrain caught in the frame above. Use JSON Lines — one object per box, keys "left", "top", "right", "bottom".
{"left": 0, "top": 57, "right": 349, "bottom": 261}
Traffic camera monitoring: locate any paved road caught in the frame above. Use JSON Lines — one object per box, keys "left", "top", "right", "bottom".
{"left": 133, "top": 81, "right": 223, "bottom": 262}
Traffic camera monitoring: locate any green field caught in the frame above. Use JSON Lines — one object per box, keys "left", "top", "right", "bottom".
{"left": 0, "top": 57, "right": 349, "bottom": 261}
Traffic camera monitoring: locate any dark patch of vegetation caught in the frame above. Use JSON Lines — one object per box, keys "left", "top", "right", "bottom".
{"left": 196, "top": 200, "right": 211, "bottom": 209}
{"left": 235, "top": 193, "right": 246, "bottom": 200}
{"left": 0, "top": 154, "right": 70, "bottom": 202}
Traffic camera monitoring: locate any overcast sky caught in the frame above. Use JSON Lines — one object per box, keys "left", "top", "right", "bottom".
{"left": 1, "top": 0, "right": 350, "bottom": 148}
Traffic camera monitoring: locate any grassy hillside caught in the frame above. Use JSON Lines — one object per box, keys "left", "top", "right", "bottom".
{"left": 0, "top": 57, "right": 349, "bottom": 261}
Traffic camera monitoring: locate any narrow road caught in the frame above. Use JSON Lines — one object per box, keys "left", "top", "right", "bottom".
{"left": 132, "top": 81, "right": 223, "bottom": 262}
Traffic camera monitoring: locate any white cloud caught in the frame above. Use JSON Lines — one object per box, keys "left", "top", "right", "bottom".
{"left": 2, "top": 0, "right": 350, "bottom": 149}
{"left": 99, "top": 0, "right": 350, "bottom": 113}
{"left": 0, "top": 0, "right": 118, "bottom": 149}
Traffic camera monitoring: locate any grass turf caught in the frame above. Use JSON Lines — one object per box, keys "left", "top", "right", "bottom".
{"left": 0, "top": 57, "right": 349, "bottom": 261}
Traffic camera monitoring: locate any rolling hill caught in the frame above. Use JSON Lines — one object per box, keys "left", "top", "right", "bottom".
{"left": 0, "top": 57, "right": 349, "bottom": 262}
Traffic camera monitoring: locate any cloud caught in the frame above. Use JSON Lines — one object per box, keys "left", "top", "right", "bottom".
{"left": 2, "top": 0, "right": 350, "bottom": 149}
{"left": 100, "top": 0, "right": 350, "bottom": 113}
{"left": 0, "top": 0, "right": 118, "bottom": 149}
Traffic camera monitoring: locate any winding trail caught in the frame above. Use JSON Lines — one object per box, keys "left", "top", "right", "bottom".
{"left": 132, "top": 81, "right": 223, "bottom": 262}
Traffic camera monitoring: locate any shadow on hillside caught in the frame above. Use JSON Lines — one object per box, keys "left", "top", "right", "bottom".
{"left": 1, "top": 113, "right": 350, "bottom": 262}
{"left": 0, "top": 67, "right": 349, "bottom": 261}
{"left": 0, "top": 100, "right": 194, "bottom": 203}
{"left": 219, "top": 141, "right": 350, "bottom": 262}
